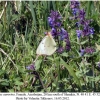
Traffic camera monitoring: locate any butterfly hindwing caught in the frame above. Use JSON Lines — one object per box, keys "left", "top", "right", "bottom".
{"left": 36, "top": 36, "right": 47, "bottom": 55}
{"left": 44, "top": 35, "right": 56, "bottom": 55}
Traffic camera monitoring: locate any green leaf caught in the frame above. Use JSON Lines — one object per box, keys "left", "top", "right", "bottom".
{"left": 60, "top": 57, "right": 82, "bottom": 90}
{"left": 80, "top": 39, "right": 88, "bottom": 45}
{"left": 35, "top": 59, "right": 42, "bottom": 70}
{"left": 0, "top": 70, "right": 5, "bottom": 76}
{"left": 16, "top": 86, "right": 20, "bottom": 90}
{"left": 47, "top": 56, "right": 54, "bottom": 61}
{"left": 61, "top": 52, "right": 69, "bottom": 57}
{"left": 0, "top": 80, "right": 9, "bottom": 86}
{"left": 15, "top": 81, "right": 23, "bottom": 86}
{"left": 8, "top": 89, "right": 15, "bottom": 92}
{"left": 95, "top": 76, "right": 100, "bottom": 82}
{"left": 52, "top": 83, "right": 56, "bottom": 87}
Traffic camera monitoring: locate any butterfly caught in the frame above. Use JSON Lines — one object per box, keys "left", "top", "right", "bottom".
{"left": 36, "top": 32, "right": 57, "bottom": 56}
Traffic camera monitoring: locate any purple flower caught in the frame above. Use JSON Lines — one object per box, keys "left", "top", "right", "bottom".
{"left": 70, "top": 1, "right": 80, "bottom": 18}
{"left": 66, "top": 44, "right": 71, "bottom": 51}
{"left": 59, "top": 28, "right": 71, "bottom": 51}
{"left": 72, "top": 8, "right": 79, "bottom": 16}
{"left": 80, "top": 47, "right": 95, "bottom": 56}
{"left": 56, "top": 22, "right": 62, "bottom": 27}
{"left": 49, "top": 11, "right": 62, "bottom": 20}
{"left": 89, "top": 27, "right": 95, "bottom": 35}
{"left": 70, "top": 1, "right": 80, "bottom": 9}
{"left": 48, "top": 11, "right": 62, "bottom": 28}
{"left": 57, "top": 47, "right": 64, "bottom": 53}
{"left": 70, "top": 1, "right": 95, "bottom": 37}
{"left": 26, "top": 64, "right": 35, "bottom": 70}
{"left": 82, "top": 26, "right": 94, "bottom": 36}
{"left": 48, "top": 11, "right": 71, "bottom": 52}
{"left": 80, "top": 49, "right": 85, "bottom": 56}
{"left": 84, "top": 20, "right": 90, "bottom": 26}
{"left": 78, "top": 9, "right": 85, "bottom": 20}
{"left": 60, "top": 28, "right": 67, "bottom": 33}
{"left": 85, "top": 47, "right": 95, "bottom": 54}
{"left": 75, "top": 22, "right": 80, "bottom": 27}
{"left": 65, "top": 39, "right": 71, "bottom": 51}
{"left": 60, "top": 28, "right": 69, "bottom": 40}
{"left": 82, "top": 26, "right": 90, "bottom": 36}
{"left": 51, "top": 28, "right": 58, "bottom": 37}
{"left": 79, "top": 20, "right": 91, "bottom": 28}
{"left": 76, "top": 30, "right": 82, "bottom": 38}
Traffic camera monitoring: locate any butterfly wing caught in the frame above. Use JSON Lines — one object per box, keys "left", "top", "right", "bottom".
{"left": 44, "top": 35, "right": 56, "bottom": 55}
{"left": 36, "top": 35, "right": 48, "bottom": 55}
{"left": 36, "top": 35, "right": 56, "bottom": 55}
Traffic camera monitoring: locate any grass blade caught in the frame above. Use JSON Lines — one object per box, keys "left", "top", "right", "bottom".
{"left": 60, "top": 57, "right": 82, "bottom": 91}
{"left": 29, "top": 1, "right": 37, "bottom": 33}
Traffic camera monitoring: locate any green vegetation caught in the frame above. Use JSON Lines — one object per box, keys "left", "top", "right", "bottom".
{"left": 0, "top": 1, "right": 100, "bottom": 92}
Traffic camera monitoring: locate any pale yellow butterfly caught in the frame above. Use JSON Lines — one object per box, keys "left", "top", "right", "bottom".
{"left": 36, "top": 32, "right": 57, "bottom": 56}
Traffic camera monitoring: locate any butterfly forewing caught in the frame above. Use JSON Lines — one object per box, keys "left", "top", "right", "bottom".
{"left": 36, "top": 35, "right": 56, "bottom": 55}
{"left": 44, "top": 36, "right": 56, "bottom": 55}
